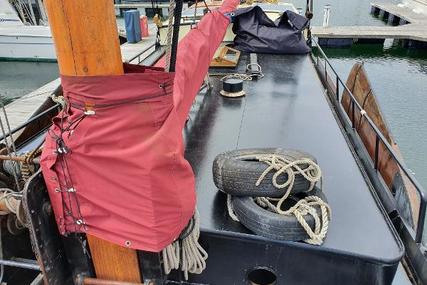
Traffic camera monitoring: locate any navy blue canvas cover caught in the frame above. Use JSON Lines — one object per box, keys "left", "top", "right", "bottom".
{"left": 232, "top": 6, "right": 310, "bottom": 54}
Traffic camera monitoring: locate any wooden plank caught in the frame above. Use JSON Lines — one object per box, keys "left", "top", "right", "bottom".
{"left": 313, "top": 2, "right": 427, "bottom": 43}
{"left": 1, "top": 79, "right": 59, "bottom": 130}
{"left": 312, "top": 24, "right": 427, "bottom": 42}
{"left": 341, "top": 63, "right": 420, "bottom": 227}
{"left": 371, "top": 2, "right": 427, "bottom": 23}
{"left": 43, "top": 0, "right": 141, "bottom": 282}
{"left": 210, "top": 46, "right": 241, "bottom": 67}
{"left": 86, "top": 236, "right": 141, "bottom": 282}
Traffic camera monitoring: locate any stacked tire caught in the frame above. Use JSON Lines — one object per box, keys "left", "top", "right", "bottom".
{"left": 212, "top": 148, "right": 327, "bottom": 242}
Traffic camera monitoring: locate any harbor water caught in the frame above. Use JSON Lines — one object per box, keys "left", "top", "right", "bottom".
{"left": 0, "top": 61, "right": 58, "bottom": 105}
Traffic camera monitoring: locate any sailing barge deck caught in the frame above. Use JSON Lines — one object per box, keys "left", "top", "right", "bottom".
{"left": 182, "top": 53, "right": 404, "bottom": 284}
{"left": 1, "top": 1, "right": 426, "bottom": 284}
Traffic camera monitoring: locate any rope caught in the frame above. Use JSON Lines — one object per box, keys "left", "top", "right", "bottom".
{"left": 227, "top": 154, "right": 331, "bottom": 245}
{"left": 0, "top": 187, "right": 26, "bottom": 230}
{"left": 164, "top": 0, "right": 176, "bottom": 72}
{"left": 253, "top": 154, "right": 321, "bottom": 210}
{"left": 51, "top": 93, "right": 66, "bottom": 108}
{"left": 192, "top": 0, "right": 199, "bottom": 27}
{"left": 168, "top": 0, "right": 183, "bottom": 72}
{"left": 0, "top": 219, "right": 4, "bottom": 284}
{"left": 221, "top": 73, "right": 254, "bottom": 81}
{"left": 162, "top": 209, "right": 208, "bottom": 280}
{"left": 162, "top": 240, "right": 180, "bottom": 274}
{"left": 0, "top": 143, "right": 42, "bottom": 230}
{"left": 2, "top": 160, "right": 21, "bottom": 178}
{"left": 211, "top": 63, "right": 265, "bottom": 82}
{"left": 0, "top": 188, "right": 21, "bottom": 215}
{"left": 227, "top": 194, "right": 239, "bottom": 222}
{"left": 47, "top": 110, "right": 87, "bottom": 229}
{"left": 0, "top": 96, "right": 21, "bottom": 191}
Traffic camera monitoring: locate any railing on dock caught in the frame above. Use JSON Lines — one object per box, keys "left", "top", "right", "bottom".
{"left": 310, "top": 39, "right": 427, "bottom": 247}
{"left": 125, "top": 42, "right": 157, "bottom": 64}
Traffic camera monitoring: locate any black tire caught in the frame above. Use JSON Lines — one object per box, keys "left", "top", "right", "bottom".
{"left": 213, "top": 148, "right": 318, "bottom": 197}
{"left": 232, "top": 188, "right": 327, "bottom": 241}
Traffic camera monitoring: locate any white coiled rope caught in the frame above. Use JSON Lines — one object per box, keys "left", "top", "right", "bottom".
{"left": 218, "top": 63, "right": 265, "bottom": 82}
{"left": 0, "top": 188, "right": 26, "bottom": 229}
{"left": 227, "top": 154, "right": 331, "bottom": 245}
{"left": 162, "top": 209, "right": 208, "bottom": 280}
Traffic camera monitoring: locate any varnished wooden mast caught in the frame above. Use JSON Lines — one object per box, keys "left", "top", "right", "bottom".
{"left": 43, "top": 0, "right": 141, "bottom": 282}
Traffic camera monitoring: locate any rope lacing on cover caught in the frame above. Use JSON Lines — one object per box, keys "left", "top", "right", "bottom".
{"left": 47, "top": 111, "right": 87, "bottom": 230}
{"left": 227, "top": 154, "right": 331, "bottom": 245}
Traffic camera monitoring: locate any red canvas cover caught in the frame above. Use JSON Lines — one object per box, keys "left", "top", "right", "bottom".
{"left": 41, "top": 0, "right": 238, "bottom": 252}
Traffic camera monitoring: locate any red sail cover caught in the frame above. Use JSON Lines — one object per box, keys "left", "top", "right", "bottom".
{"left": 41, "top": 0, "right": 238, "bottom": 252}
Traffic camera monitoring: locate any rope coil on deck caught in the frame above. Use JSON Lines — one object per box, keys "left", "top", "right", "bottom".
{"left": 227, "top": 154, "right": 331, "bottom": 245}
{"left": 216, "top": 63, "right": 265, "bottom": 82}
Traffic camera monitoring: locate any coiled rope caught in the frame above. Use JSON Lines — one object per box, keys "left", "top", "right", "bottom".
{"left": 215, "top": 63, "right": 265, "bottom": 82}
{"left": 50, "top": 93, "right": 66, "bottom": 108}
{"left": 0, "top": 188, "right": 26, "bottom": 229}
{"left": 2, "top": 160, "right": 20, "bottom": 178}
{"left": 162, "top": 209, "right": 208, "bottom": 280}
{"left": 227, "top": 154, "right": 331, "bottom": 245}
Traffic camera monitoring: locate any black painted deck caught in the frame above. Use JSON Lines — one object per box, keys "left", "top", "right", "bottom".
{"left": 184, "top": 53, "right": 402, "bottom": 263}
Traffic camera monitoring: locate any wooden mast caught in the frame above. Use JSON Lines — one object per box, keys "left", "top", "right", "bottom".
{"left": 43, "top": 0, "right": 141, "bottom": 282}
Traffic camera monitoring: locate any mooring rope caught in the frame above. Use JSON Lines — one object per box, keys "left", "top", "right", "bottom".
{"left": 0, "top": 189, "right": 20, "bottom": 215}
{"left": 254, "top": 154, "right": 321, "bottom": 209}
{"left": 214, "top": 63, "right": 265, "bottom": 82}
{"left": 50, "top": 93, "right": 66, "bottom": 108}
{"left": 227, "top": 154, "right": 331, "bottom": 245}
{"left": 220, "top": 73, "right": 254, "bottom": 81}
{"left": 162, "top": 209, "right": 208, "bottom": 280}
{"left": 227, "top": 194, "right": 240, "bottom": 222}
{"left": 0, "top": 188, "right": 26, "bottom": 228}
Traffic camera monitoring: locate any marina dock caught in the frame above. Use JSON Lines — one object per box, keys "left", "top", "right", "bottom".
{"left": 312, "top": 2, "right": 427, "bottom": 48}
{"left": 114, "top": 2, "right": 170, "bottom": 17}
{"left": 1, "top": 37, "right": 156, "bottom": 130}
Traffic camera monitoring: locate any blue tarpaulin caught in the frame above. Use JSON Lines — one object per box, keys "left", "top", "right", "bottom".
{"left": 124, "top": 10, "right": 141, "bottom": 43}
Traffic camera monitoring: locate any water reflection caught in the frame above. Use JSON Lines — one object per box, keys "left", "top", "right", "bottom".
{"left": 323, "top": 44, "right": 427, "bottom": 197}
{"left": 0, "top": 61, "right": 58, "bottom": 104}
{"left": 291, "top": 0, "right": 401, "bottom": 26}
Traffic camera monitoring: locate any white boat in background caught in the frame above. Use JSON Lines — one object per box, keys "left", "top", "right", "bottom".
{"left": 0, "top": 0, "right": 55, "bottom": 61}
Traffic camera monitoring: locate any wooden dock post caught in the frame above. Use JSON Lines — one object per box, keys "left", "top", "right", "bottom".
{"left": 387, "top": 14, "right": 400, "bottom": 26}
{"left": 43, "top": 0, "right": 141, "bottom": 282}
{"left": 378, "top": 9, "right": 389, "bottom": 21}
{"left": 370, "top": 6, "right": 380, "bottom": 16}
